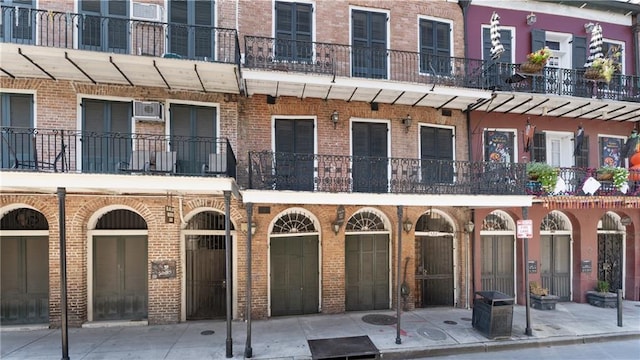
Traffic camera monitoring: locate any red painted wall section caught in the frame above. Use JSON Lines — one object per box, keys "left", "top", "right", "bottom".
{"left": 467, "top": 6, "right": 636, "bottom": 75}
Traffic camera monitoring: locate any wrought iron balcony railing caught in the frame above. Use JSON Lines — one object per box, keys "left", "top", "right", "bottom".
{"left": 485, "top": 62, "right": 640, "bottom": 103}
{"left": 248, "top": 151, "right": 528, "bottom": 195}
{"left": 526, "top": 166, "right": 640, "bottom": 196}
{"left": 0, "top": 5, "right": 240, "bottom": 65}
{"left": 1, "top": 127, "right": 236, "bottom": 178}
{"left": 244, "top": 36, "right": 488, "bottom": 89}
{"left": 243, "top": 36, "right": 640, "bottom": 104}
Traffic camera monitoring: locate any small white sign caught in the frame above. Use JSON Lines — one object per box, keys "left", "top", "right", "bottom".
{"left": 517, "top": 219, "right": 533, "bottom": 239}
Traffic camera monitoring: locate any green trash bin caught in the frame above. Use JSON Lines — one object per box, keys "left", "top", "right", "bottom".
{"left": 472, "top": 290, "right": 514, "bottom": 339}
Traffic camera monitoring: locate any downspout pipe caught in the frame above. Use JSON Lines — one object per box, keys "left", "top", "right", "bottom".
{"left": 459, "top": 0, "right": 474, "bottom": 309}
{"left": 633, "top": 14, "right": 639, "bottom": 76}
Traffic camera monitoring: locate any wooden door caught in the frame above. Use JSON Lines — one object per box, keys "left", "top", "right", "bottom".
{"left": 1, "top": 236, "right": 49, "bottom": 325}
{"left": 541, "top": 234, "right": 571, "bottom": 301}
{"left": 93, "top": 236, "right": 147, "bottom": 321}
{"left": 270, "top": 235, "right": 319, "bottom": 316}
{"left": 345, "top": 234, "right": 389, "bottom": 311}
{"left": 480, "top": 235, "right": 514, "bottom": 296}
{"left": 275, "top": 119, "right": 314, "bottom": 191}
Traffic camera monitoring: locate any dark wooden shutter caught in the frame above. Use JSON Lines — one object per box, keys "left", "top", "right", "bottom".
{"left": 483, "top": 27, "right": 511, "bottom": 63}
{"left": 575, "top": 135, "right": 589, "bottom": 168}
{"left": 531, "top": 29, "right": 545, "bottom": 52}
{"left": 275, "top": 2, "right": 312, "bottom": 61}
{"left": 169, "top": 0, "right": 189, "bottom": 56}
{"left": 572, "top": 35, "right": 587, "bottom": 69}
{"left": 275, "top": 119, "right": 314, "bottom": 191}
{"left": 532, "top": 132, "right": 546, "bottom": 163}
{"left": 421, "top": 127, "right": 453, "bottom": 161}
{"left": 352, "top": 10, "right": 387, "bottom": 79}
{"left": 194, "top": 0, "right": 213, "bottom": 58}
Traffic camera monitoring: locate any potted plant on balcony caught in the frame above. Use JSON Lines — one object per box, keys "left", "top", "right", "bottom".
{"left": 520, "top": 47, "right": 551, "bottom": 74}
{"left": 584, "top": 46, "right": 621, "bottom": 83}
{"left": 596, "top": 166, "right": 629, "bottom": 190}
{"left": 586, "top": 280, "right": 617, "bottom": 308}
{"left": 526, "top": 162, "right": 558, "bottom": 193}
{"left": 529, "top": 281, "right": 559, "bottom": 310}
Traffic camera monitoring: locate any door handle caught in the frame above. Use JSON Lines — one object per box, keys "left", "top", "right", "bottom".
{"left": 222, "top": 280, "right": 226, "bottom": 289}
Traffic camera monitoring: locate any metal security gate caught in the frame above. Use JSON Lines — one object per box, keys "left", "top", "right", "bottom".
{"left": 345, "top": 234, "right": 389, "bottom": 311}
{"left": 270, "top": 235, "right": 319, "bottom": 316}
{"left": 416, "top": 236, "right": 453, "bottom": 306}
{"left": 186, "top": 235, "right": 226, "bottom": 320}
{"left": 480, "top": 235, "right": 514, "bottom": 297}
{"left": 93, "top": 235, "right": 148, "bottom": 321}
{"left": 541, "top": 235, "right": 571, "bottom": 301}
{"left": 1, "top": 236, "right": 49, "bottom": 325}
{"left": 598, "top": 233, "right": 623, "bottom": 292}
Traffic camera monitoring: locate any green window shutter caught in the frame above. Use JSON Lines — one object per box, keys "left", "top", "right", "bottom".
{"left": 531, "top": 29, "right": 545, "bottom": 52}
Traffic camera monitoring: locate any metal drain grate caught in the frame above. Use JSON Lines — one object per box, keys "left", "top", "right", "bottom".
{"left": 308, "top": 335, "right": 379, "bottom": 360}
{"left": 362, "top": 314, "right": 397, "bottom": 325}
{"left": 200, "top": 330, "right": 215, "bottom": 335}
{"left": 443, "top": 320, "right": 457, "bottom": 325}
{"left": 417, "top": 327, "right": 448, "bottom": 341}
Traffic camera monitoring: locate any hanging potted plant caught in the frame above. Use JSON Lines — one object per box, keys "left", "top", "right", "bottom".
{"left": 520, "top": 47, "right": 551, "bottom": 74}
{"left": 585, "top": 46, "right": 621, "bottom": 83}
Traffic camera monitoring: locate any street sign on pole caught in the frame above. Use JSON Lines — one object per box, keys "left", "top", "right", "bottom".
{"left": 517, "top": 219, "right": 533, "bottom": 239}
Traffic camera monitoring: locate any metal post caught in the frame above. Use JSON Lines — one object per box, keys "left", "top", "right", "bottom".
{"left": 244, "top": 203, "right": 254, "bottom": 358}
{"left": 522, "top": 207, "right": 532, "bottom": 336}
{"left": 224, "top": 191, "right": 233, "bottom": 358}
{"left": 57, "top": 187, "right": 70, "bottom": 360}
{"left": 617, "top": 289, "right": 623, "bottom": 327}
{"left": 395, "top": 205, "right": 403, "bottom": 345}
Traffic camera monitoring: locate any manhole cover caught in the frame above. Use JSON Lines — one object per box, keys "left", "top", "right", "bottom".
{"left": 200, "top": 330, "right": 215, "bottom": 335}
{"left": 443, "top": 320, "right": 457, "bottom": 325}
{"left": 362, "top": 314, "right": 397, "bottom": 325}
{"left": 461, "top": 317, "right": 472, "bottom": 321}
{"left": 416, "top": 327, "right": 448, "bottom": 341}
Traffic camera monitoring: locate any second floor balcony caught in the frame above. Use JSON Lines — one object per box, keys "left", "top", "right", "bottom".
{"left": 247, "top": 151, "right": 640, "bottom": 197}
{"left": 1, "top": 127, "right": 236, "bottom": 179}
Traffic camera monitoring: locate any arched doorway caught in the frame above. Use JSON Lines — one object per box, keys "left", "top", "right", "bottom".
{"left": 1, "top": 208, "right": 49, "bottom": 325}
{"left": 480, "top": 211, "right": 516, "bottom": 297}
{"left": 597, "top": 212, "right": 625, "bottom": 294}
{"left": 269, "top": 209, "right": 320, "bottom": 316}
{"left": 540, "top": 211, "right": 572, "bottom": 301}
{"left": 414, "top": 210, "right": 455, "bottom": 307}
{"left": 92, "top": 209, "right": 148, "bottom": 321}
{"left": 345, "top": 209, "right": 390, "bottom": 311}
{"left": 184, "top": 211, "right": 234, "bottom": 320}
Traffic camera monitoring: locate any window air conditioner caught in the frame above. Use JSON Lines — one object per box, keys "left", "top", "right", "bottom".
{"left": 131, "top": 2, "right": 163, "bottom": 22}
{"left": 133, "top": 101, "right": 163, "bottom": 121}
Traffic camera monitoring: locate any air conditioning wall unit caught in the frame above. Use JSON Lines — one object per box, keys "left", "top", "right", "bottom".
{"left": 131, "top": 2, "right": 164, "bottom": 22}
{"left": 133, "top": 101, "right": 164, "bottom": 121}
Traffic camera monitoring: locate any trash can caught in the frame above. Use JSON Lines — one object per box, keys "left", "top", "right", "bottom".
{"left": 472, "top": 290, "right": 514, "bottom": 339}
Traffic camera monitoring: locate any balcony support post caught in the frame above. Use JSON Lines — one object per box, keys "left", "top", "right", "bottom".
{"left": 395, "top": 205, "right": 404, "bottom": 345}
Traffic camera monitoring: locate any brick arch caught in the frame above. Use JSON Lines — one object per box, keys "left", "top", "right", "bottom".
{"left": 0, "top": 195, "right": 60, "bottom": 232}
{"left": 182, "top": 197, "right": 243, "bottom": 229}
{"left": 70, "top": 197, "right": 158, "bottom": 232}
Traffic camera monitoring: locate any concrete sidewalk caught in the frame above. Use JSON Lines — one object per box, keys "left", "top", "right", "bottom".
{"left": 2, "top": 301, "right": 639, "bottom": 359}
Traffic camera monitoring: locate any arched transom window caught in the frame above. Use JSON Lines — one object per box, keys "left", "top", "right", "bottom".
{"left": 272, "top": 211, "right": 317, "bottom": 234}
{"left": 345, "top": 211, "right": 386, "bottom": 232}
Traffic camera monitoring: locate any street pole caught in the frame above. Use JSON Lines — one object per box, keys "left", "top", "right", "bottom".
{"left": 395, "top": 205, "right": 403, "bottom": 345}
{"left": 522, "top": 207, "right": 532, "bottom": 336}
{"left": 224, "top": 191, "right": 233, "bottom": 358}
{"left": 245, "top": 203, "right": 254, "bottom": 358}
{"left": 57, "top": 187, "right": 70, "bottom": 360}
